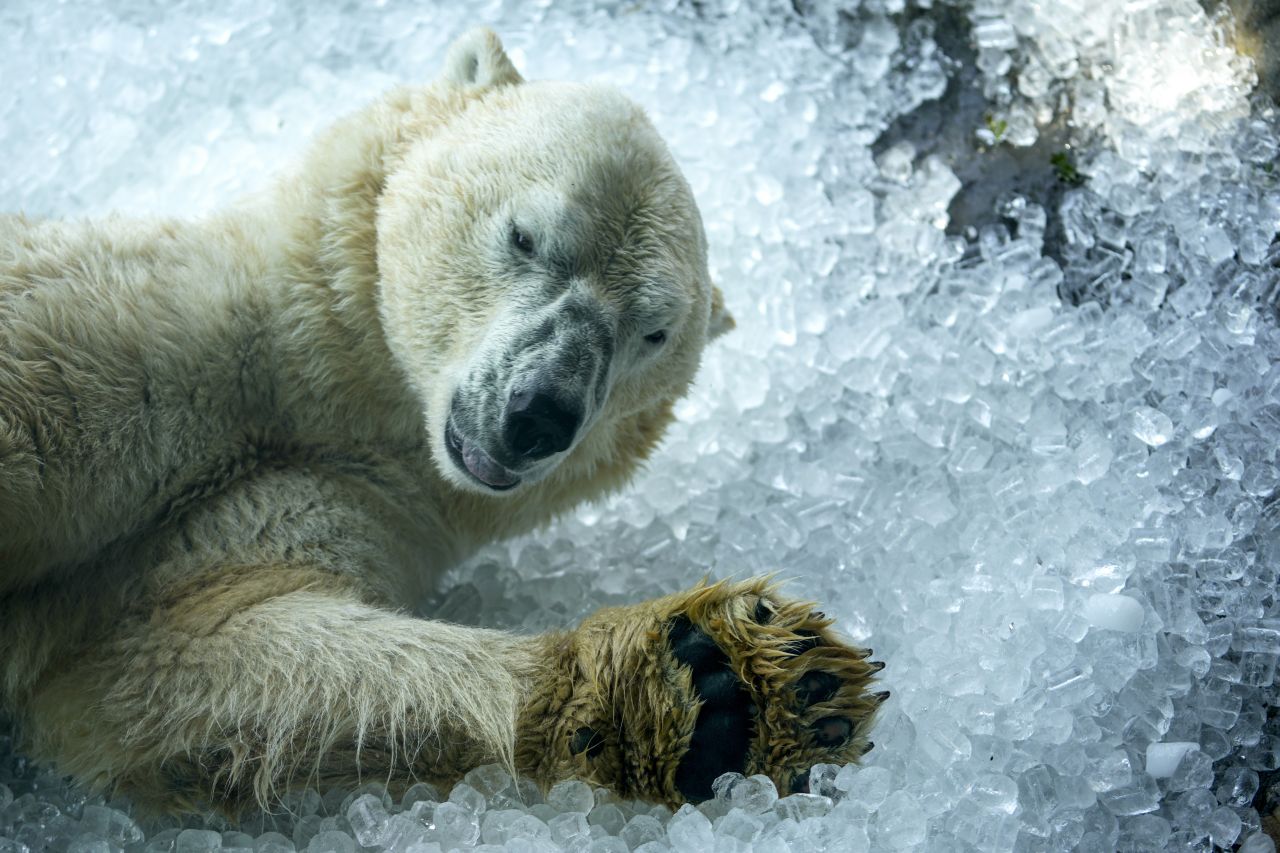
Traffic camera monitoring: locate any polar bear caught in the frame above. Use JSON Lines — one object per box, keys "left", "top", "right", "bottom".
{"left": 0, "top": 29, "right": 883, "bottom": 814}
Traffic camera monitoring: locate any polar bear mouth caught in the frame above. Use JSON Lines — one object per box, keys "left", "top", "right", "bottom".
{"left": 445, "top": 419, "right": 521, "bottom": 491}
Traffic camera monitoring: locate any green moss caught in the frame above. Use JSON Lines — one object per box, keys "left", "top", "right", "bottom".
{"left": 984, "top": 114, "right": 1008, "bottom": 143}
{"left": 1051, "top": 150, "right": 1084, "bottom": 186}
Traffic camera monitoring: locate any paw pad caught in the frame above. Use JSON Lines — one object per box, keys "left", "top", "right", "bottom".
{"left": 668, "top": 616, "right": 752, "bottom": 801}
{"left": 795, "top": 670, "right": 840, "bottom": 705}
{"left": 813, "top": 716, "right": 852, "bottom": 747}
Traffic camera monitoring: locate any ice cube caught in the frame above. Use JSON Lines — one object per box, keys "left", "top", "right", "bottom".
{"left": 1083, "top": 594, "right": 1145, "bottom": 632}
{"left": 874, "top": 791, "right": 926, "bottom": 850}
{"left": 728, "top": 775, "right": 778, "bottom": 814}
{"left": 1145, "top": 742, "right": 1197, "bottom": 778}
{"left": 547, "top": 780, "right": 595, "bottom": 815}
{"left": 345, "top": 794, "right": 387, "bottom": 847}
{"left": 665, "top": 806, "right": 714, "bottom": 848}
{"left": 303, "top": 833, "right": 353, "bottom": 853}
{"left": 1130, "top": 407, "right": 1174, "bottom": 447}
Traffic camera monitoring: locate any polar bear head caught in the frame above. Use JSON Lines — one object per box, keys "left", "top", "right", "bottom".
{"left": 376, "top": 29, "right": 732, "bottom": 499}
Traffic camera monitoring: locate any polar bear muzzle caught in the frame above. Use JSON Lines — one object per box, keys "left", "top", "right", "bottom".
{"left": 443, "top": 381, "right": 586, "bottom": 492}
{"left": 444, "top": 380, "right": 587, "bottom": 491}
{"left": 442, "top": 286, "right": 618, "bottom": 492}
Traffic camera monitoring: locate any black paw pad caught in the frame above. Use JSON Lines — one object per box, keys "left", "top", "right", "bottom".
{"left": 813, "top": 716, "right": 851, "bottom": 747}
{"left": 670, "top": 615, "right": 728, "bottom": 672}
{"left": 795, "top": 670, "right": 840, "bottom": 706}
{"left": 695, "top": 668, "right": 742, "bottom": 707}
{"left": 670, "top": 619, "right": 752, "bottom": 803}
{"left": 570, "top": 726, "right": 604, "bottom": 758}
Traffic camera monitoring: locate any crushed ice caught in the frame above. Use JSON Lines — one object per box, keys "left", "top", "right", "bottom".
{"left": 3, "top": 0, "right": 1280, "bottom": 850}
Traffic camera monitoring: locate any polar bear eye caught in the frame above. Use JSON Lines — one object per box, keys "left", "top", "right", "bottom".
{"left": 511, "top": 224, "right": 535, "bottom": 256}
{"left": 644, "top": 330, "right": 667, "bottom": 346}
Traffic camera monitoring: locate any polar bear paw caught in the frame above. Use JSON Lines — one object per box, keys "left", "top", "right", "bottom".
{"left": 519, "top": 578, "right": 885, "bottom": 805}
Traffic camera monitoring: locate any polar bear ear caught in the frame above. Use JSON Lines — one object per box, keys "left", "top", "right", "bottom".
{"left": 708, "top": 284, "right": 735, "bottom": 340}
{"left": 442, "top": 28, "right": 524, "bottom": 90}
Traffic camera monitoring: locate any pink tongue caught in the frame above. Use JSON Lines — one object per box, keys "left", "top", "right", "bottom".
{"left": 461, "top": 438, "right": 518, "bottom": 488}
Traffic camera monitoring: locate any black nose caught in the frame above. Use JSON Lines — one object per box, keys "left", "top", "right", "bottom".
{"left": 504, "top": 389, "right": 582, "bottom": 461}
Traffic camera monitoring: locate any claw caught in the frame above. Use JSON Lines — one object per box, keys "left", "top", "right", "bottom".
{"left": 873, "top": 690, "right": 890, "bottom": 705}
{"left": 860, "top": 740, "right": 875, "bottom": 756}
{"left": 868, "top": 660, "right": 886, "bottom": 672}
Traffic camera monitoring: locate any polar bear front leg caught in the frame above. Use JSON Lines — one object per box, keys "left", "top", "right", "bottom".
{"left": 20, "top": 563, "right": 547, "bottom": 815}
{"left": 515, "top": 578, "right": 886, "bottom": 805}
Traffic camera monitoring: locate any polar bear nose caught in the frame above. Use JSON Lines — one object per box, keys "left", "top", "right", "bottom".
{"left": 504, "top": 389, "right": 582, "bottom": 461}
